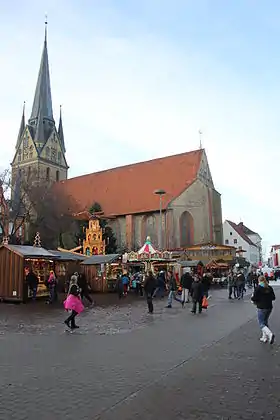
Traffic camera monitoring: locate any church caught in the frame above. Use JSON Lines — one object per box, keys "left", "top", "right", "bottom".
{"left": 11, "top": 25, "right": 223, "bottom": 252}
{"left": 11, "top": 23, "right": 68, "bottom": 194}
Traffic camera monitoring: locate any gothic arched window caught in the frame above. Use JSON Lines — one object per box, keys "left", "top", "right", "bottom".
{"left": 180, "top": 211, "right": 194, "bottom": 247}
{"left": 141, "top": 215, "right": 157, "bottom": 245}
{"left": 46, "top": 167, "right": 50, "bottom": 181}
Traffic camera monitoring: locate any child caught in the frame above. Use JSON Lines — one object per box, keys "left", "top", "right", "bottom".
{"left": 64, "top": 284, "right": 84, "bottom": 330}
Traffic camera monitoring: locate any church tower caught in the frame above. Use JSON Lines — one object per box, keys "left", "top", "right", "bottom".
{"left": 11, "top": 22, "right": 68, "bottom": 191}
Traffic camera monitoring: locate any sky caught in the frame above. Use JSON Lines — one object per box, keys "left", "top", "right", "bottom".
{"left": 0, "top": 0, "right": 279, "bottom": 255}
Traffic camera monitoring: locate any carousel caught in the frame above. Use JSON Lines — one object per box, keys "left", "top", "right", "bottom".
{"left": 124, "top": 237, "right": 173, "bottom": 275}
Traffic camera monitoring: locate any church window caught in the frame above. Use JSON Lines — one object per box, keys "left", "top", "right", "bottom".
{"left": 29, "top": 152, "right": 33, "bottom": 159}
{"left": 179, "top": 211, "right": 194, "bottom": 247}
{"left": 51, "top": 148, "right": 57, "bottom": 161}
{"left": 56, "top": 171, "right": 59, "bottom": 182}
{"left": 46, "top": 167, "right": 50, "bottom": 181}
{"left": 23, "top": 136, "right": 28, "bottom": 148}
{"left": 18, "top": 155, "right": 21, "bottom": 162}
{"left": 28, "top": 166, "right": 31, "bottom": 179}
{"left": 58, "top": 152, "right": 61, "bottom": 163}
{"left": 46, "top": 147, "right": 50, "bottom": 157}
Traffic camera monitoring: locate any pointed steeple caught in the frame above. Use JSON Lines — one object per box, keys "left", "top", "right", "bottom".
{"left": 58, "top": 105, "right": 66, "bottom": 152}
{"left": 29, "top": 20, "right": 54, "bottom": 124}
{"left": 16, "top": 102, "right": 25, "bottom": 149}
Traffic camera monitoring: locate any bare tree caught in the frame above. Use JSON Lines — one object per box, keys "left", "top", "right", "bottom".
{"left": 0, "top": 169, "right": 35, "bottom": 244}
{"left": 0, "top": 168, "right": 79, "bottom": 248}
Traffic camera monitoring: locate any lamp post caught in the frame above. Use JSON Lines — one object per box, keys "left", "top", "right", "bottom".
{"left": 154, "top": 189, "right": 166, "bottom": 250}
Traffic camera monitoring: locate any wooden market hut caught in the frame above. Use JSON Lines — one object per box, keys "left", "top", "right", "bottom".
{"left": 0, "top": 244, "right": 58, "bottom": 302}
{"left": 49, "top": 250, "right": 87, "bottom": 293}
{"left": 81, "top": 254, "right": 121, "bottom": 292}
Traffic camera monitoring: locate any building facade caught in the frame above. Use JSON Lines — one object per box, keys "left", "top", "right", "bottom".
{"left": 11, "top": 24, "right": 68, "bottom": 195}
{"left": 223, "top": 220, "right": 261, "bottom": 265}
{"left": 61, "top": 149, "right": 223, "bottom": 252}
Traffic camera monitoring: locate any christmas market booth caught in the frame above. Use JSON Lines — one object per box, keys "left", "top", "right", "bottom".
{"left": 0, "top": 244, "right": 58, "bottom": 302}
{"left": 125, "top": 237, "right": 174, "bottom": 276}
{"left": 205, "top": 259, "right": 230, "bottom": 286}
{"left": 175, "top": 260, "right": 204, "bottom": 277}
{"left": 81, "top": 254, "right": 122, "bottom": 292}
{"left": 49, "top": 250, "right": 87, "bottom": 293}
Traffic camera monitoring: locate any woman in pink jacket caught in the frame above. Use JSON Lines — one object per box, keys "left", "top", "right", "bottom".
{"left": 64, "top": 284, "right": 84, "bottom": 330}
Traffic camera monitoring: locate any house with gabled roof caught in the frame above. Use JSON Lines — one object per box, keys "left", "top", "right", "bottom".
{"left": 223, "top": 220, "right": 262, "bottom": 264}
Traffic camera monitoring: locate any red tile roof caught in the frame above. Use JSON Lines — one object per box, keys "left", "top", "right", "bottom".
{"left": 60, "top": 149, "right": 203, "bottom": 217}
{"left": 226, "top": 220, "right": 257, "bottom": 247}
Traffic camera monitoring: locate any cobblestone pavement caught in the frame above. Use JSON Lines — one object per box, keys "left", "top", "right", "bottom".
{"left": 1, "top": 287, "right": 280, "bottom": 419}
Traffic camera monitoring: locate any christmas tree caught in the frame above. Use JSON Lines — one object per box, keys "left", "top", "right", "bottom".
{"left": 33, "top": 232, "right": 42, "bottom": 247}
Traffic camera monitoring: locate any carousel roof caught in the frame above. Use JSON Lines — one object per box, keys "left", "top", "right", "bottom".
{"left": 138, "top": 237, "right": 158, "bottom": 254}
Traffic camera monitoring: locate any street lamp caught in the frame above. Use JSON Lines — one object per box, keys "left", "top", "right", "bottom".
{"left": 154, "top": 189, "right": 166, "bottom": 250}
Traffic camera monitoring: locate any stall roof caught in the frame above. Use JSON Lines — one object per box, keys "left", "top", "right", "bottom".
{"left": 2, "top": 245, "right": 58, "bottom": 259}
{"left": 49, "top": 250, "right": 86, "bottom": 261}
{"left": 81, "top": 254, "right": 121, "bottom": 265}
{"left": 178, "top": 260, "right": 204, "bottom": 267}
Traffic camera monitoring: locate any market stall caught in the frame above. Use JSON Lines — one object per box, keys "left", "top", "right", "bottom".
{"left": 175, "top": 260, "right": 204, "bottom": 281}
{"left": 50, "top": 250, "right": 87, "bottom": 292}
{"left": 205, "top": 259, "right": 230, "bottom": 286}
{"left": 81, "top": 254, "right": 122, "bottom": 292}
{"left": 0, "top": 244, "right": 57, "bottom": 302}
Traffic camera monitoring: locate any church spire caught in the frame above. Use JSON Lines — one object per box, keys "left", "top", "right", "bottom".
{"left": 58, "top": 105, "right": 66, "bottom": 152}
{"left": 16, "top": 102, "right": 25, "bottom": 149}
{"left": 29, "top": 19, "right": 54, "bottom": 124}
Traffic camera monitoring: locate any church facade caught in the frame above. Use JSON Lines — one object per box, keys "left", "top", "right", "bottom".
{"left": 11, "top": 24, "right": 68, "bottom": 193}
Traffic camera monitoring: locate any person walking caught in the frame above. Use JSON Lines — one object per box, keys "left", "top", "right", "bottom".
{"left": 236, "top": 272, "right": 245, "bottom": 299}
{"left": 166, "top": 270, "right": 181, "bottom": 308}
{"left": 78, "top": 272, "right": 93, "bottom": 305}
{"left": 153, "top": 271, "right": 166, "bottom": 299}
{"left": 47, "top": 270, "right": 57, "bottom": 304}
{"left": 143, "top": 271, "right": 156, "bottom": 313}
{"left": 191, "top": 275, "right": 204, "bottom": 314}
{"left": 64, "top": 284, "right": 84, "bottom": 330}
{"left": 180, "top": 268, "right": 193, "bottom": 306}
{"left": 121, "top": 273, "right": 129, "bottom": 296}
{"left": 251, "top": 275, "right": 275, "bottom": 344}
{"left": 228, "top": 271, "right": 235, "bottom": 299}
{"left": 26, "top": 268, "right": 39, "bottom": 301}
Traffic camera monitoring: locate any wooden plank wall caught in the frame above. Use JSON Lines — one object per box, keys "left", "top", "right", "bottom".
{"left": 0, "top": 248, "right": 24, "bottom": 301}
{"left": 82, "top": 265, "right": 105, "bottom": 292}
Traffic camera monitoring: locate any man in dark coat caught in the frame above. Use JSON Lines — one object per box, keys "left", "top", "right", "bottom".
{"left": 78, "top": 273, "right": 93, "bottom": 304}
{"left": 191, "top": 275, "right": 204, "bottom": 314}
{"left": 26, "top": 268, "right": 39, "bottom": 301}
{"left": 143, "top": 271, "right": 156, "bottom": 313}
{"left": 180, "top": 269, "right": 193, "bottom": 306}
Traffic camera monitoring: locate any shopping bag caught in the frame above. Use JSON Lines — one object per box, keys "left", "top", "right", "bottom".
{"left": 202, "top": 296, "right": 208, "bottom": 309}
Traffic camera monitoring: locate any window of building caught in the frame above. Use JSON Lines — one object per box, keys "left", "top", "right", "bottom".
{"left": 234, "top": 239, "right": 237, "bottom": 244}
{"left": 8, "top": 222, "right": 13, "bottom": 235}
{"left": 230, "top": 232, "right": 232, "bottom": 235}
{"left": 56, "top": 170, "right": 60, "bottom": 182}
{"left": 225, "top": 239, "right": 229, "bottom": 245}
{"left": 58, "top": 152, "right": 61, "bottom": 163}
{"left": 46, "top": 167, "right": 50, "bottom": 181}
{"left": 28, "top": 166, "right": 31, "bottom": 179}
{"left": 46, "top": 147, "right": 50, "bottom": 157}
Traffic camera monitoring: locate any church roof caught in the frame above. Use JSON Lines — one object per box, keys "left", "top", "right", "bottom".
{"left": 29, "top": 24, "right": 53, "bottom": 124}
{"left": 60, "top": 149, "right": 203, "bottom": 216}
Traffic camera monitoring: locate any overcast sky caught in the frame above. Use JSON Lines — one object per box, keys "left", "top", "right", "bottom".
{"left": 0, "top": 0, "right": 279, "bottom": 254}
